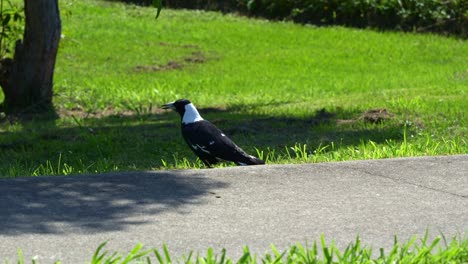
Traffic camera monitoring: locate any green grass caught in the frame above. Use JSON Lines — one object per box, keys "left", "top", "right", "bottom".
{"left": 0, "top": 0, "right": 467, "bottom": 177}
{"left": 6, "top": 234, "right": 468, "bottom": 263}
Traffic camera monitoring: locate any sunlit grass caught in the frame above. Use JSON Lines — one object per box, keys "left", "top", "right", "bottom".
{"left": 6, "top": 233, "right": 468, "bottom": 263}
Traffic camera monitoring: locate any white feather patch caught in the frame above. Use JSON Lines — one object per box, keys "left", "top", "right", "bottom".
{"left": 182, "top": 103, "right": 204, "bottom": 124}
{"left": 192, "top": 144, "right": 211, "bottom": 154}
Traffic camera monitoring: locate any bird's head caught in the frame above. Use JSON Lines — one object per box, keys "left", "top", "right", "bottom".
{"left": 162, "top": 99, "right": 203, "bottom": 123}
{"left": 162, "top": 99, "right": 191, "bottom": 116}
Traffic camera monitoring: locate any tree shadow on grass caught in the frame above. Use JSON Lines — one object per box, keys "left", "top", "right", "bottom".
{"left": 0, "top": 170, "right": 227, "bottom": 234}
{"left": 0, "top": 103, "right": 404, "bottom": 176}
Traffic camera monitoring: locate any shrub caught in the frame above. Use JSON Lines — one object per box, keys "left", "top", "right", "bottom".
{"left": 104, "top": 0, "right": 467, "bottom": 37}
{"left": 243, "top": 0, "right": 467, "bottom": 37}
{"left": 0, "top": 0, "right": 24, "bottom": 58}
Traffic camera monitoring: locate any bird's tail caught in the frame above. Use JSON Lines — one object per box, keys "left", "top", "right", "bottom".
{"left": 236, "top": 155, "right": 265, "bottom": 166}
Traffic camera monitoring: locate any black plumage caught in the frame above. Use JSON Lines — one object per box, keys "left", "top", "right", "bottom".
{"left": 162, "top": 99, "right": 265, "bottom": 167}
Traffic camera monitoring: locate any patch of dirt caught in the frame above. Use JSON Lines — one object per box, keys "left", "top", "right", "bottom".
{"left": 337, "top": 109, "right": 394, "bottom": 125}
{"left": 134, "top": 51, "right": 208, "bottom": 73}
{"left": 184, "top": 51, "right": 206, "bottom": 63}
{"left": 134, "top": 42, "right": 210, "bottom": 73}
{"left": 134, "top": 60, "right": 184, "bottom": 72}
{"left": 359, "top": 109, "right": 394, "bottom": 124}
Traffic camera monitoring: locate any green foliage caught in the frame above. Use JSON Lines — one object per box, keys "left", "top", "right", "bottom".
{"left": 240, "top": 0, "right": 467, "bottom": 36}
{"left": 5, "top": 234, "right": 468, "bottom": 263}
{"left": 90, "top": 241, "right": 153, "bottom": 264}
{"left": 92, "top": 234, "right": 468, "bottom": 263}
{"left": 0, "top": 0, "right": 23, "bottom": 58}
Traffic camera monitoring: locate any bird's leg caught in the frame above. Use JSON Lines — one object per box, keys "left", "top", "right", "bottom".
{"left": 203, "top": 159, "right": 214, "bottom": 168}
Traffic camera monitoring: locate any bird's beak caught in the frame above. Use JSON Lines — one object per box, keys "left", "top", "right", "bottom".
{"left": 161, "top": 102, "right": 175, "bottom": 110}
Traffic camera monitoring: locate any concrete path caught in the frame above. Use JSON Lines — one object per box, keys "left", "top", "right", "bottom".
{"left": 1, "top": 155, "right": 467, "bottom": 263}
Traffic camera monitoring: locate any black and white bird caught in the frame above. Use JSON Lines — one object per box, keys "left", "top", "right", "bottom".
{"left": 162, "top": 99, "right": 265, "bottom": 167}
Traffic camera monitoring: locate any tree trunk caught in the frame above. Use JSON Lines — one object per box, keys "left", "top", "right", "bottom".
{"left": 0, "top": 0, "right": 61, "bottom": 114}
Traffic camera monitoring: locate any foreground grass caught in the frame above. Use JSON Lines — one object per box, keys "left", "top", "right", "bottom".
{"left": 7, "top": 234, "right": 468, "bottom": 263}
{"left": 0, "top": 0, "right": 467, "bottom": 177}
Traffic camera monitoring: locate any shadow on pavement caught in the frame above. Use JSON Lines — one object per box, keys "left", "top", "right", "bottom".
{"left": 0, "top": 171, "right": 227, "bottom": 234}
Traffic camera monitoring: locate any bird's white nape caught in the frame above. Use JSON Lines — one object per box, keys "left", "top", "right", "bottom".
{"left": 182, "top": 103, "right": 204, "bottom": 124}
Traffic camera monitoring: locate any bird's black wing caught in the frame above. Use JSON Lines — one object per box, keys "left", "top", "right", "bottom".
{"left": 181, "top": 128, "right": 219, "bottom": 166}
{"left": 182, "top": 121, "right": 264, "bottom": 166}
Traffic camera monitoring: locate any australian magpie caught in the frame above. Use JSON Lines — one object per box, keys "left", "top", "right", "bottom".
{"left": 162, "top": 99, "right": 265, "bottom": 167}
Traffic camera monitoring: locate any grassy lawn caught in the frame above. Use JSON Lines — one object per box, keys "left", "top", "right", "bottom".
{"left": 0, "top": 0, "right": 466, "bottom": 177}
